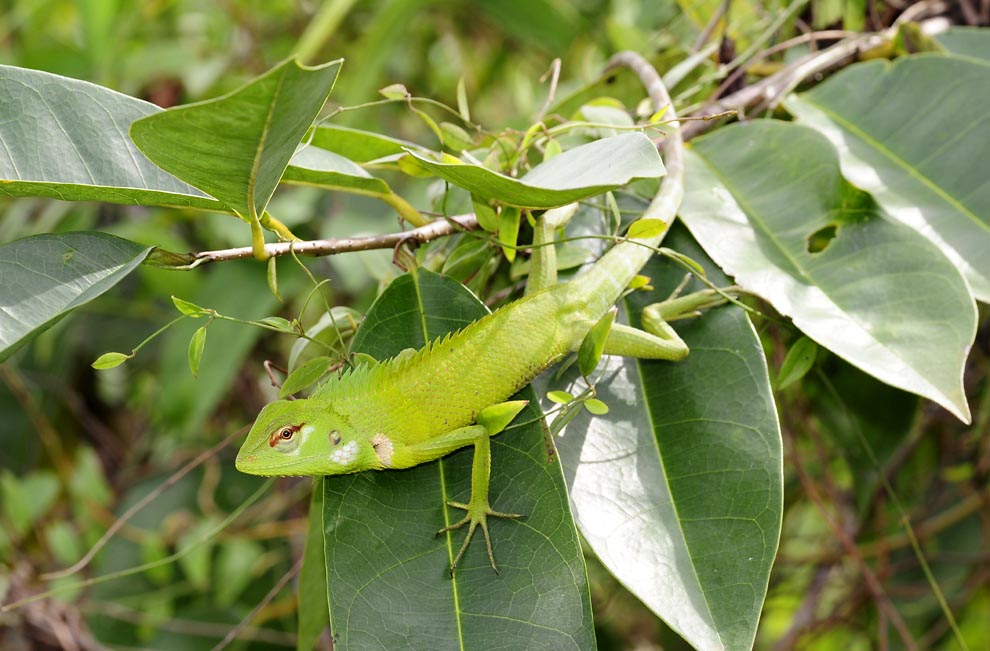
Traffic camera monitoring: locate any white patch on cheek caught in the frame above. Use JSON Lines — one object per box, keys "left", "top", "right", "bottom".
{"left": 330, "top": 440, "right": 359, "bottom": 466}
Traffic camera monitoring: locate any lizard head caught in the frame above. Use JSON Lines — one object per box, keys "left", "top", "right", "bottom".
{"left": 235, "top": 398, "right": 382, "bottom": 476}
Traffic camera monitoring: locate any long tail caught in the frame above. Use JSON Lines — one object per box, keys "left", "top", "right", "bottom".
{"left": 572, "top": 51, "right": 686, "bottom": 317}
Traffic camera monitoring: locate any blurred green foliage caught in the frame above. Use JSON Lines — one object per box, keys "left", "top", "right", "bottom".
{"left": 1, "top": 1, "right": 987, "bottom": 650}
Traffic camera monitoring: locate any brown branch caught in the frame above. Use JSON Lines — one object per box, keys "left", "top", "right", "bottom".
{"left": 152, "top": 213, "right": 480, "bottom": 269}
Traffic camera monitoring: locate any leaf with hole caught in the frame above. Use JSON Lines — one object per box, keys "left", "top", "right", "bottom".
{"left": 681, "top": 120, "right": 975, "bottom": 423}
{"left": 786, "top": 56, "right": 990, "bottom": 301}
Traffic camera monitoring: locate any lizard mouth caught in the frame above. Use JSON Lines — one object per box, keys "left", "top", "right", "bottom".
{"left": 234, "top": 452, "right": 317, "bottom": 476}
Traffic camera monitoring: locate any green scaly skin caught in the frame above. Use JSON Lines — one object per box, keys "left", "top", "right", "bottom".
{"left": 236, "top": 53, "right": 694, "bottom": 572}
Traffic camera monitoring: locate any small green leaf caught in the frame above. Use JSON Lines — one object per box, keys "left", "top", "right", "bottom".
{"left": 92, "top": 351, "right": 132, "bottom": 369}
{"left": 472, "top": 196, "right": 499, "bottom": 232}
{"left": 546, "top": 390, "right": 574, "bottom": 404}
{"left": 627, "top": 218, "right": 667, "bottom": 240}
{"left": 583, "top": 398, "right": 609, "bottom": 415}
{"left": 498, "top": 206, "right": 521, "bottom": 262}
{"left": 267, "top": 257, "right": 282, "bottom": 303}
{"left": 456, "top": 77, "right": 471, "bottom": 122}
{"left": 628, "top": 275, "right": 652, "bottom": 290}
{"left": 215, "top": 538, "right": 264, "bottom": 606}
{"left": 178, "top": 518, "right": 218, "bottom": 591}
{"left": 44, "top": 521, "right": 83, "bottom": 566}
{"left": 140, "top": 536, "right": 173, "bottom": 585}
{"left": 776, "top": 337, "right": 819, "bottom": 390}
{"left": 440, "top": 121, "right": 474, "bottom": 151}
{"left": 606, "top": 191, "right": 622, "bottom": 233}
{"left": 477, "top": 400, "right": 529, "bottom": 434}
{"left": 171, "top": 296, "right": 208, "bottom": 317}
{"left": 0, "top": 470, "right": 60, "bottom": 537}
{"left": 578, "top": 308, "right": 616, "bottom": 377}
{"left": 648, "top": 105, "right": 669, "bottom": 124}
{"left": 280, "top": 356, "right": 334, "bottom": 398}
{"left": 379, "top": 83, "right": 409, "bottom": 99}
{"left": 257, "top": 316, "right": 295, "bottom": 332}
{"left": 188, "top": 326, "right": 207, "bottom": 378}
{"left": 543, "top": 139, "right": 562, "bottom": 161}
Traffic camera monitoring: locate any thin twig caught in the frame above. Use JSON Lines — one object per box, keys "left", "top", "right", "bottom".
{"left": 783, "top": 426, "right": 919, "bottom": 650}
{"left": 534, "top": 58, "right": 561, "bottom": 123}
{"left": 41, "top": 428, "right": 246, "bottom": 580}
{"left": 692, "top": 0, "right": 731, "bottom": 52}
{"left": 681, "top": 31, "right": 882, "bottom": 140}
{"left": 160, "top": 213, "right": 479, "bottom": 268}
{"left": 713, "top": 29, "right": 858, "bottom": 101}
{"left": 210, "top": 557, "right": 303, "bottom": 651}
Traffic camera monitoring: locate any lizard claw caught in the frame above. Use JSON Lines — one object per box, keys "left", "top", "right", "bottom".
{"left": 437, "top": 500, "right": 522, "bottom": 575}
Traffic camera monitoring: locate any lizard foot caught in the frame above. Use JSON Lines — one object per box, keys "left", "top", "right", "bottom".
{"left": 437, "top": 500, "right": 522, "bottom": 576}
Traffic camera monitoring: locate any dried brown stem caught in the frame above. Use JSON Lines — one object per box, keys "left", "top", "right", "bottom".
{"left": 156, "top": 213, "right": 480, "bottom": 269}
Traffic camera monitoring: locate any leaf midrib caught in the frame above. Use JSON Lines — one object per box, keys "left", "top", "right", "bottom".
{"left": 693, "top": 151, "right": 953, "bottom": 407}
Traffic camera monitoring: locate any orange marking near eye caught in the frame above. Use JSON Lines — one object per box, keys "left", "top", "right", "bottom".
{"left": 269, "top": 424, "right": 303, "bottom": 448}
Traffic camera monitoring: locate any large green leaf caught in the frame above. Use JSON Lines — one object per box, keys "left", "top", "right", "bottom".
{"left": 297, "top": 478, "right": 329, "bottom": 651}
{"left": 130, "top": 58, "right": 341, "bottom": 223}
{"left": 407, "top": 132, "right": 664, "bottom": 208}
{"left": 934, "top": 26, "right": 990, "bottom": 62}
{"left": 0, "top": 232, "right": 150, "bottom": 363}
{"left": 0, "top": 65, "right": 222, "bottom": 210}
{"left": 541, "top": 223, "right": 782, "bottom": 651}
{"left": 681, "top": 121, "right": 975, "bottom": 423}
{"left": 785, "top": 56, "right": 990, "bottom": 302}
{"left": 322, "top": 269, "right": 594, "bottom": 651}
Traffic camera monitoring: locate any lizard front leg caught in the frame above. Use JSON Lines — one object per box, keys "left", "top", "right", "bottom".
{"left": 437, "top": 428, "right": 522, "bottom": 575}
{"left": 398, "top": 401, "right": 528, "bottom": 575}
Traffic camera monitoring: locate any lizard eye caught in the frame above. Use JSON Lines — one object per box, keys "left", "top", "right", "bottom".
{"left": 268, "top": 424, "right": 303, "bottom": 451}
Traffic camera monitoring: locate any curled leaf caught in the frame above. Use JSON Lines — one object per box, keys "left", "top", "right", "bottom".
{"left": 188, "top": 326, "right": 207, "bottom": 378}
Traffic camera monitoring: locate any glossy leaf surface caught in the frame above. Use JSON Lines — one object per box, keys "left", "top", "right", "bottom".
{"left": 0, "top": 232, "right": 150, "bottom": 362}
{"left": 786, "top": 56, "right": 990, "bottom": 301}
{"left": 681, "top": 120, "right": 975, "bottom": 422}
{"left": 0, "top": 65, "right": 221, "bottom": 210}
{"left": 544, "top": 223, "right": 782, "bottom": 651}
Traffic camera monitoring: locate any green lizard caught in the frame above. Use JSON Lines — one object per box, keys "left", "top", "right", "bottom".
{"left": 235, "top": 53, "right": 710, "bottom": 572}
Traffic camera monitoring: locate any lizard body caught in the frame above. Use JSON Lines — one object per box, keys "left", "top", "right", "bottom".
{"left": 235, "top": 53, "right": 705, "bottom": 570}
